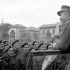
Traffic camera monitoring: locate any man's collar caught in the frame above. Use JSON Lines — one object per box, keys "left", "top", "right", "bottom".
{"left": 62, "top": 19, "right": 70, "bottom": 26}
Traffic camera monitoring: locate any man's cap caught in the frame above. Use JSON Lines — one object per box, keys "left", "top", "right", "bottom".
{"left": 3, "top": 41, "right": 8, "bottom": 44}
{"left": 0, "top": 40, "right": 3, "bottom": 43}
{"left": 57, "top": 5, "right": 70, "bottom": 16}
{"left": 32, "top": 41, "right": 39, "bottom": 46}
{"left": 28, "top": 42, "right": 31, "bottom": 45}
{"left": 12, "top": 40, "right": 19, "bottom": 46}
{"left": 34, "top": 42, "right": 39, "bottom": 45}
{"left": 21, "top": 42, "right": 29, "bottom": 48}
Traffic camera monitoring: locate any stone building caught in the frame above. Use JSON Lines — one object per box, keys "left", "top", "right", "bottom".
{"left": 8, "top": 25, "right": 39, "bottom": 43}
{"left": 24, "top": 27, "right": 40, "bottom": 42}
{"left": 8, "top": 24, "right": 26, "bottom": 43}
{"left": 8, "top": 22, "right": 62, "bottom": 43}
{"left": 39, "top": 22, "right": 62, "bottom": 43}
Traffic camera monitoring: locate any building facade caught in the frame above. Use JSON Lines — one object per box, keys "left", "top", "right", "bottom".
{"left": 8, "top": 22, "right": 62, "bottom": 43}
{"left": 8, "top": 24, "right": 26, "bottom": 43}
{"left": 22, "top": 27, "right": 40, "bottom": 42}
{"left": 8, "top": 25, "right": 39, "bottom": 43}
{"left": 39, "top": 22, "right": 62, "bottom": 43}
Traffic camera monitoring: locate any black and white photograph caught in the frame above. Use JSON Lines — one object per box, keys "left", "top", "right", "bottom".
{"left": 0, "top": 0, "right": 70, "bottom": 70}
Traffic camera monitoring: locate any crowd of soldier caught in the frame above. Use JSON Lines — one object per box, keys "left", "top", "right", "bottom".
{"left": 0, "top": 40, "right": 53, "bottom": 70}
{"left": 0, "top": 39, "right": 67, "bottom": 70}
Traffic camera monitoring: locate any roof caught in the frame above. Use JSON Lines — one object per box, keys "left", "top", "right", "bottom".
{"left": 24, "top": 27, "right": 39, "bottom": 31}
{"left": 39, "top": 24, "right": 56, "bottom": 29}
{"left": 9, "top": 24, "right": 26, "bottom": 28}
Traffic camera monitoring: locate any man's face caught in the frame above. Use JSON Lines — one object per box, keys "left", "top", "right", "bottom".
{"left": 33, "top": 44, "right": 38, "bottom": 49}
{"left": 24, "top": 45, "right": 30, "bottom": 50}
{"left": 60, "top": 11, "right": 69, "bottom": 22}
{"left": 40, "top": 45, "right": 46, "bottom": 50}
{"left": 8, "top": 48, "right": 13, "bottom": 54}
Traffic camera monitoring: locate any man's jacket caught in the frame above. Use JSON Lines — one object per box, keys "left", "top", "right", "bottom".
{"left": 54, "top": 20, "right": 70, "bottom": 51}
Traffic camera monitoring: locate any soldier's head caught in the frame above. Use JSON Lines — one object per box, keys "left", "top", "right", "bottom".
{"left": 33, "top": 42, "right": 39, "bottom": 49}
{"left": 32, "top": 41, "right": 37, "bottom": 46}
{"left": 3, "top": 41, "right": 8, "bottom": 46}
{"left": 39, "top": 43, "right": 47, "bottom": 50}
{"left": 8, "top": 48, "right": 13, "bottom": 54}
{"left": 36, "top": 43, "right": 44, "bottom": 50}
{"left": 57, "top": 5, "right": 70, "bottom": 23}
{"left": 24, "top": 42, "right": 31, "bottom": 49}
{"left": 12, "top": 40, "right": 19, "bottom": 46}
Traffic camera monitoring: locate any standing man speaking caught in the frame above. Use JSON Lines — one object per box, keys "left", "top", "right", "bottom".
{"left": 42, "top": 5, "right": 70, "bottom": 70}
{"left": 54, "top": 5, "right": 70, "bottom": 51}
{"left": 53, "top": 5, "right": 70, "bottom": 70}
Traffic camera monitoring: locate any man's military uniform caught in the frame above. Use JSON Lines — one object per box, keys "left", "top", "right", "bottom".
{"left": 33, "top": 56, "right": 45, "bottom": 70}
{"left": 16, "top": 44, "right": 30, "bottom": 70}
{"left": 6, "top": 47, "right": 17, "bottom": 70}
{"left": 31, "top": 43, "right": 46, "bottom": 70}
{"left": 0, "top": 41, "right": 10, "bottom": 70}
{"left": 53, "top": 5, "right": 70, "bottom": 70}
{"left": 54, "top": 5, "right": 70, "bottom": 51}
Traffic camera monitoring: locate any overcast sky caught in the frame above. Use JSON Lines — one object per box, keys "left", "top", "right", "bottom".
{"left": 0, "top": 0, "right": 70, "bottom": 27}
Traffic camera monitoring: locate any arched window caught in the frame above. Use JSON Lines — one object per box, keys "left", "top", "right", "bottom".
{"left": 33, "top": 32, "right": 39, "bottom": 40}
{"left": 46, "top": 29, "right": 51, "bottom": 37}
{"left": 10, "top": 30, "right": 15, "bottom": 38}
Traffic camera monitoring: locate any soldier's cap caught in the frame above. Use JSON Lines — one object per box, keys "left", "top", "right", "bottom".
{"left": 12, "top": 40, "right": 19, "bottom": 45}
{"left": 28, "top": 42, "right": 31, "bottom": 45}
{"left": 3, "top": 41, "right": 8, "bottom": 44}
{"left": 57, "top": 5, "right": 70, "bottom": 16}
{"left": 32, "top": 41, "right": 39, "bottom": 46}
{"left": 34, "top": 42, "right": 39, "bottom": 45}
{"left": 21, "top": 42, "right": 29, "bottom": 48}
{"left": 0, "top": 40, "right": 3, "bottom": 43}
{"left": 43, "top": 43, "right": 47, "bottom": 45}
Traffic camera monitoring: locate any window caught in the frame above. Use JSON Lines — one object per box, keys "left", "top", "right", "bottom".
{"left": 21, "top": 32, "right": 27, "bottom": 38}
{"left": 33, "top": 32, "right": 39, "bottom": 40}
{"left": 43, "top": 30, "right": 45, "bottom": 35}
{"left": 10, "top": 30, "right": 15, "bottom": 38}
{"left": 53, "top": 29, "right": 55, "bottom": 35}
